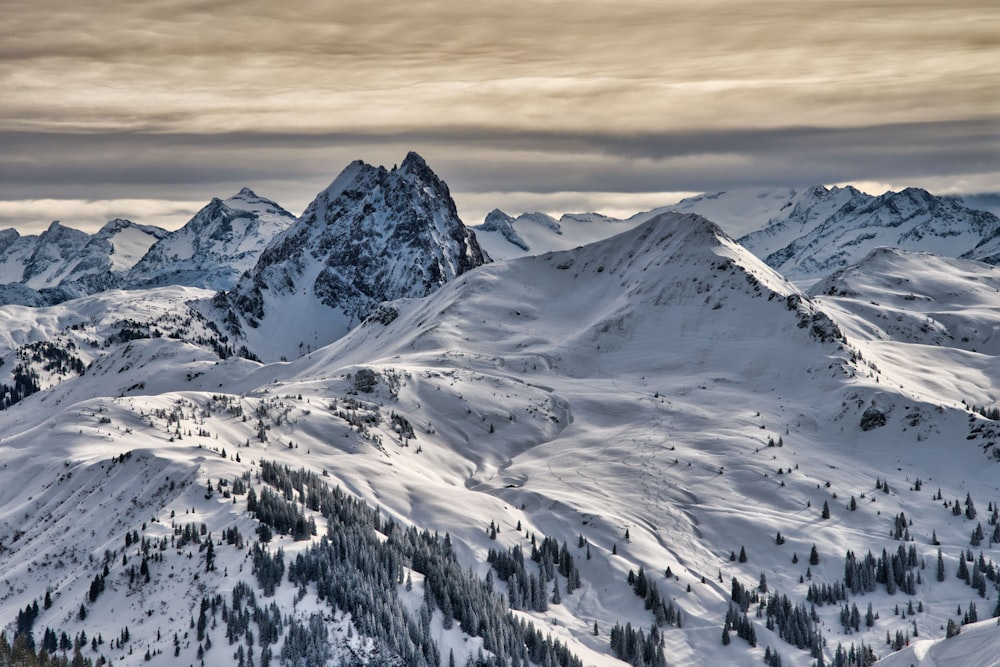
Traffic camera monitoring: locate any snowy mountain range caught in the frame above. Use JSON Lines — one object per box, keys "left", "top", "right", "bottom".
{"left": 0, "top": 189, "right": 294, "bottom": 307}
{"left": 477, "top": 187, "right": 1000, "bottom": 286}
{"left": 0, "top": 219, "right": 168, "bottom": 306}
{"left": 0, "top": 154, "right": 999, "bottom": 666}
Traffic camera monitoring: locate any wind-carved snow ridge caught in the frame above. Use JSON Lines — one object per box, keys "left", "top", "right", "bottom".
{"left": 210, "top": 151, "right": 488, "bottom": 362}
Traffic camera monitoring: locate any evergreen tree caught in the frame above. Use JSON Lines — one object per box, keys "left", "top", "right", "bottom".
{"left": 958, "top": 554, "right": 970, "bottom": 582}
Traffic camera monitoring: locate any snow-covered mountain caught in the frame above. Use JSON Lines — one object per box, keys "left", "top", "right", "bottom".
{"left": 0, "top": 227, "right": 46, "bottom": 285}
{"left": 474, "top": 186, "right": 1000, "bottom": 282}
{"left": 0, "top": 189, "right": 292, "bottom": 307}
{"left": 211, "top": 152, "right": 488, "bottom": 361}
{"left": 700, "top": 186, "right": 1000, "bottom": 282}
{"left": 2, "top": 208, "right": 998, "bottom": 666}
{"left": 2, "top": 162, "right": 1000, "bottom": 667}
{"left": 19, "top": 221, "right": 93, "bottom": 289}
{"left": 811, "top": 247, "right": 1000, "bottom": 357}
{"left": 472, "top": 209, "right": 640, "bottom": 261}
{"left": 0, "top": 219, "right": 168, "bottom": 306}
{"left": 126, "top": 188, "right": 295, "bottom": 291}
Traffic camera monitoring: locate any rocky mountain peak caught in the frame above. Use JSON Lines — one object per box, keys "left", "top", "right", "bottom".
{"left": 213, "top": 153, "right": 488, "bottom": 361}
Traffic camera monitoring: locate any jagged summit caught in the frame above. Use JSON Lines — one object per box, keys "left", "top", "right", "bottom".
{"left": 96, "top": 217, "right": 139, "bottom": 234}
{"left": 397, "top": 149, "right": 432, "bottom": 176}
{"left": 212, "top": 153, "right": 488, "bottom": 361}
{"left": 21, "top": 221, "right": 92, "bottom": 289}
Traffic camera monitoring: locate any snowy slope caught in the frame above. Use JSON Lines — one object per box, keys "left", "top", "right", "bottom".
{"left": 811, "top": 248, "right": 1000, "bottom": 356}
{"left": 658, "top": 187, "right": 829, "bottom": 241}
{"left": 873, "top": 618, "right": 1000, "bottom": 667}
{"left": 0, "top": 228, "right": 39, "bottom": 284}
{"left": 1, "top": 188, "right": 1000, "bottom": 666}
{"left": 98, "top": 218, "right": 170, "bottom": 273}
{"left": 251, "top": 212, "right": 997, "bottom": 666}
{"left": 126, "top": 188, "right": 295, "bottom": 291}
{"left": 210, "top": 153, "right": 487, "bottom": 362}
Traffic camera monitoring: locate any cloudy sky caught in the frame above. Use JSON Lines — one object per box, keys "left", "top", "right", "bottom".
{"left": 2, "top": 0, "right": 997, "bottom": 233}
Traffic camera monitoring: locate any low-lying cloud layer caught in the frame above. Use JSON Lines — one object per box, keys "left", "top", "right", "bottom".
{"left": 2, "top": 0, "right": 997, "bottom": 232}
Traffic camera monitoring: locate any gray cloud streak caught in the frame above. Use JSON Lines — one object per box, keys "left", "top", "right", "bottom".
{"left": 1, "top": 119, "right": 996, "bottom": 194}
{"left": 1, "top": 1, "right": 996, "bottom": 229}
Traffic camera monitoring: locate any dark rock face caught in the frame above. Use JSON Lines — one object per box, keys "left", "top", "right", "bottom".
{"left": 221, "top": 152, "right": 488, "bottom": 335}
{"left": 353, "top": 368, "right": 379, "bottom": 393}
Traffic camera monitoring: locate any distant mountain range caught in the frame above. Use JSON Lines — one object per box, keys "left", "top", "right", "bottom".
{"left": 0, "top": 189, "right": 294, "bottom": 306}
{"left": 477, "top": 186, "right": 1000, "bottom": 284}
{"left": 4, "top": 158, "right": 997, "bottom": 316}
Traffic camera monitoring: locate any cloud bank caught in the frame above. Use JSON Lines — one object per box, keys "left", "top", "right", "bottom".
{"left": 1, "top": 0, "right": 996, "bottom": 230}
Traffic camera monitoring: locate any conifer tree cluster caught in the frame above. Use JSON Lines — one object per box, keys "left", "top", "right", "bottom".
{"left": 722, "top": 605, "right": 757, "bottom": 647}
{"left": 626, "top": 568, "right": 683, "bottom": 628}
{"left": 842, "top": 546, "right": 920, "bottom": 596}
{"left": 761, "top": 592, "right": 825, "bottom": 659}
{"left": 608, "top": 623, "right": 667, "bottom": 667}
{"left": 829, "top": 640, "right": 877, "bottom": 666}
{"left": 249, "top": 461, "right": 584, "bottom": 667}
{"left": 0, "top": 633, "right": 93, "bottom": 667}
{"left": 0, "top": 363, "right": 41, "bottom": 409}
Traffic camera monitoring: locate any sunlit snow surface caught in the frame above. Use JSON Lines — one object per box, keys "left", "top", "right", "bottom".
{"left": 0, "top": 213, "right": 998, "bottom": 665}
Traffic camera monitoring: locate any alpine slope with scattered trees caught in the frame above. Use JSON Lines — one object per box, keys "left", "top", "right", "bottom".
{"left": 1, "top": 154, "right": 1000, "bottom": 666}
